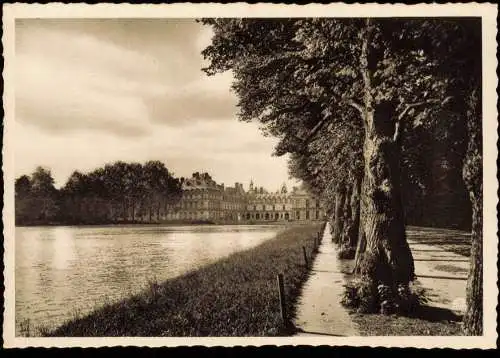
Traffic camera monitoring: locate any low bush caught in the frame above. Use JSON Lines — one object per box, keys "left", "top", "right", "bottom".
{"left": 337, "top": 244, "right": 356, "bottom": 260}
{"left": 340, "top": 277, "right": 377, "bottom": 313}
{"left": 396, "top": 283, "right": 429, "bottom": 315}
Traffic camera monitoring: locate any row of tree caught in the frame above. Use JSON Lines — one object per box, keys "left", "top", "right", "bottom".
{"left": 15, "top": 161, "right": 183, "bottom": 225}
{"left": 201, "top": 18, "right": 482, "bottom": 334}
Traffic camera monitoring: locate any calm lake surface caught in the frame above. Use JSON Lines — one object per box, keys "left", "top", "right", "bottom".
{"left": 15, "top": 224, "right": 285, "bottom": 335}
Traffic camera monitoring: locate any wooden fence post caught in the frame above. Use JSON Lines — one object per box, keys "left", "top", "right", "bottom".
{"left": 277, "top": 274, "right": 287, "bottom": 322}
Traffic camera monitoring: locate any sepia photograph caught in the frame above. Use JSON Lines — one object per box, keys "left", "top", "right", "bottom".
{"left": 2, "top": 3, "right": 498, "bottom": 349}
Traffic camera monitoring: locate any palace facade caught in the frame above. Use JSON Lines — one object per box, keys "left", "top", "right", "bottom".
{"left": 164, "top": 172, "right": 325, "bottom": 223}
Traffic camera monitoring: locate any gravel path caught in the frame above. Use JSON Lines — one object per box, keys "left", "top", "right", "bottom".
{"left": 293, "top": 222, "right": 358, "bottom": 336}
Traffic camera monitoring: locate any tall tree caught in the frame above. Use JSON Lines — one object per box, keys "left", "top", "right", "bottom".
{"left": 462, "top": 88, "right": 482, "bottom": 335}
{"left": 201, "top": 17, "right": 480, "bottom": 306}
{"left": 29, "top": 166, "right": 59, "bottom": 222}
{"left": 15, "top": 175, "right": 33, "bottom": 224}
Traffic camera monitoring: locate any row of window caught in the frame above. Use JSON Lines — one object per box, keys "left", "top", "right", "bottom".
{"left": 244, "top": 210, "right": 321, "bottom": 220}
{"left": 181, "top": 194, "right": 322, "bottom": 206}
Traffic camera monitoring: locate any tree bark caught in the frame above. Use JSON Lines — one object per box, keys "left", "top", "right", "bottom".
{"left": 358, "top": 129, "right": 415, "bottom": 285}
{"left": 463, "top": 192, "right": 482, "bottom": 335}
{"left": 344, "top": 178, "right": 361, "bottom": 248}
{"left": 356, "top": 18, "right": 415, "bottom": 287}
{"left": 340, "top": 184, "right": 352, "bottom": 246}
{"left": 462, "top": 87, "right": 483, "bottom": 335}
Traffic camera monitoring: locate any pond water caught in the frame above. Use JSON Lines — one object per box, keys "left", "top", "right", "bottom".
{"left": 15, "top": 224, "right": 285, "bottom": 335}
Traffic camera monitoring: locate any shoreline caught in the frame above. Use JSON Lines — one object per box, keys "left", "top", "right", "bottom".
{"left": 15, "top": 220, "right": 324, "bottom": 228}
{"left": 30, "top": 223, "right": 324, "bottom": 337}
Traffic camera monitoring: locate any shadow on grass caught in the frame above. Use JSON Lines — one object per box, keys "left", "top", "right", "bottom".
{"left": 416, "top": 274, "right": 467, "bottom": 281}
{"left": 414, "top": 259, "right": 469, "bottom": 262}
{"left": 294, "top": 327, "right": 345, "bottom": 337}
{"left": 408, "top": 239, "right": 470, "bottom": 246}
{"left": 277, "top": 321, "right": 299, "bottom": 336}
{"left": 411, "top": 305, "right": 463, "bottom": 323}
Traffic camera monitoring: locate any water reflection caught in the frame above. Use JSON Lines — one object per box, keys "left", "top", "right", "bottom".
{"left": 15, "top": 224, "right": 284, "bottom": 335}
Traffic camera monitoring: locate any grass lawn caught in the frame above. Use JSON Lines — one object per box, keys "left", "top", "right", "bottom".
{"left": 407, "top": 226, "right": 471, "bottom": 257}
{"left": 44, "top": 223, "right": 323, "bottom": 337}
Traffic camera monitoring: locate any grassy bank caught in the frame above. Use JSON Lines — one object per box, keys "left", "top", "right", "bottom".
{"left": 44, "top": 223, "right": 323, "bottom": 337}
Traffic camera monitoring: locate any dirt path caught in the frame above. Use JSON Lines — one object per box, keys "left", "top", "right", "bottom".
{"left": 407, "top": 228, "right": 470, "bottom": 314}
{"left": 293, "top": 222, "right": 358, "bottom": 336}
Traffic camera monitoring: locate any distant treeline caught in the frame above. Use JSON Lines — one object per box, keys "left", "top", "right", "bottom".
{"left": 15, "top": 161, "right": 183, "bottom": 225}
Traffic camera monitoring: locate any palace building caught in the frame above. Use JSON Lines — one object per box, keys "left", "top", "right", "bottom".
{"left": 164, "top": 172, "right": 325, "bottom": 223}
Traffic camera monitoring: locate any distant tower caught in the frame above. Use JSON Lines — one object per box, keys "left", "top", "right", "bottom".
{"left": 281, "top": 182, "right": 288, "bottom": 194}
{"left": 249, "top": 179, "right": 254, "bottom": 192}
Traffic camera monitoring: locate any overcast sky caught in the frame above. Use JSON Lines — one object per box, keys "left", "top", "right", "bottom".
{"left": 14, "top": 18, "right": 299, "bottom": 191}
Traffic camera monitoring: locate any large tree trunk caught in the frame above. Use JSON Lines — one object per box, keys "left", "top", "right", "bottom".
{"left": 358, "top": 127, "right": 415, "bottom": 285}
{"left": 463, "top": 192, "right": 482, "bottom": 335}
{"left": 462, "top": 87, "right": 482, "bottom": 335}
{"left": 356, "top": 18, "right": 415, "bottom": 287}
{"left": 344, "top": 178, "right": 361, "bottom": 248}
{"left": 340, "top": 184, "right": 352, "bottom": 245}
{"left": 351, "top": 179, "right": 361, "bottom": 247}
{"left": 332, "top": 186, "right": 346, "bottom": 243}
{"left": 353, "top": 222, "right": 366, "bottom": 274}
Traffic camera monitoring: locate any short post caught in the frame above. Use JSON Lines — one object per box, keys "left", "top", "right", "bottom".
{"left": 302, "top": 246, "right": 309, "bottom": 267}
{"left": 277, "top": 273, "right": 287, "bottom": 322}
{"left": 317, "top": 231, "right": 321, "bottom": 243}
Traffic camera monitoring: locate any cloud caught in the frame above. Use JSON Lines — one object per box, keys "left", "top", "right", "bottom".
{"left": 13, "top": 18, "right": 300, "bottom": 192}
{"left": 15, "top": 19, "right": 233, "bottom": 136}
{"left": 145, "top": 89, "right": 238, "bottom": 126}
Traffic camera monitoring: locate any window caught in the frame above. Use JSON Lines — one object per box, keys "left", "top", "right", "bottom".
{"left": 306, "top": 211, "right": 310, "bottom": 220}
{"left": 256, "top": 213, "right": 260, "bottom": 220}
{"left": 296, "top": 211, "right": 300, "bottom": 220}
